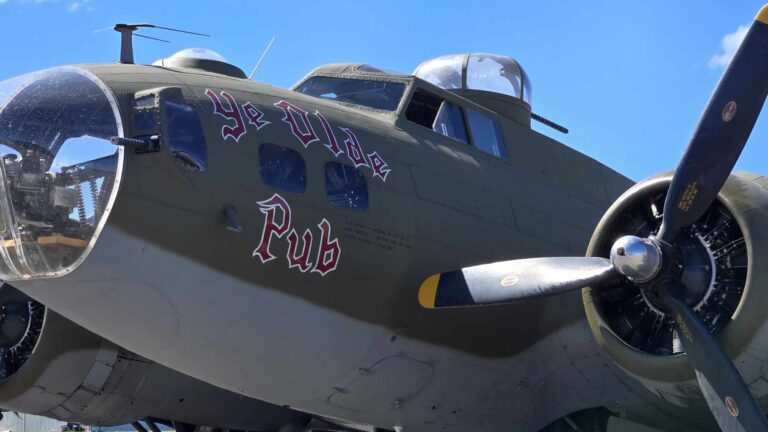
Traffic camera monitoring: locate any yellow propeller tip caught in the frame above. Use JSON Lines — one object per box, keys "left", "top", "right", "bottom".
{"left": 757, "top": 4, "right": 768, "bottom": 24}
{"left": 418, "top": 274, "right": 440, "bottom": 309}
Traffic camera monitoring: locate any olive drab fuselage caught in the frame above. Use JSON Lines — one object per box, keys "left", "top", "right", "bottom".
{"left": 3, "top": 61, "right": 708, "bottom": 431}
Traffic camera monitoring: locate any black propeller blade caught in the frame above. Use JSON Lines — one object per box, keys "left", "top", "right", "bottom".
{"left": 662, "top": 284, "right": 768, "bottom": 431}
{"left": 418, "top": 6, "right": 768, "bottom": 431}
{"left": 658, "top": 12, "right": 768, "bottom": 242}
{"left": 418, "top": 257, "right": 615, "bottom": 309}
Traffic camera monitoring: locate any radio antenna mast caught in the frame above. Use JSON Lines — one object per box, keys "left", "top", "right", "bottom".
{"left": 249, "top": 36, "right": 276, "bottom": 79}
{"left": 114, "top": 23, "right": 210, "bottom": 64}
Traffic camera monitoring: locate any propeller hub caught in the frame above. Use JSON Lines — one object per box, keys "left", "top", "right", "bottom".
{"left": 610, "top": 235, "right": 662, "bottom": 283}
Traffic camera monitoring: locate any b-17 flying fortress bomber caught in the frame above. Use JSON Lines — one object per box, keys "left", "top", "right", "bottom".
{"left": 0, "top": 5, "right": 768, "bottom": 432}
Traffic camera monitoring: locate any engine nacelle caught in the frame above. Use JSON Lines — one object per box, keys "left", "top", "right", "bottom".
{"left": 584, "top": 173, "right": 768, "bottom": 407}
{"left": 0, "top": 285, "right": 309, "bottom": 430}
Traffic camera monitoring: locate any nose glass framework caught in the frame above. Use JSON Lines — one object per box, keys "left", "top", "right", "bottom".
{"left": 0, "top": 67, "right": 124, "bottom": 280}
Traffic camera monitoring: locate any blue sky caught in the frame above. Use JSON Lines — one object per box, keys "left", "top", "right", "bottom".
{"left": 0, "top": 0, "right": 765, "bottom": 181}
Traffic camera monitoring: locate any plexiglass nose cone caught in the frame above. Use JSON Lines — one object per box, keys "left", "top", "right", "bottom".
{"left": 610, "top": 235, "right": 662, "bottom": 283}
{"left": 0, "top": 67, "right": 123, "bottom": 280}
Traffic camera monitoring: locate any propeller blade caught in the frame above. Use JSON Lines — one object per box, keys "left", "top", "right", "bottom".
{"left": 658, "top": 8, "right": 768, "bottom": 242}
{"left": 662, "top": 284, "right": 768, "bottom": 431}
{"left": 418, "top": 257, "right": 615, "bottom": 309}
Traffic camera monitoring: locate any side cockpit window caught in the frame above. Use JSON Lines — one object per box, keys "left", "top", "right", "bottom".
{"left": 405, "top": 89, "right": 442, "bottom": 129}
{"left": 433, "top": 101, "right": 468, "bottom": 143}
{"left": 467, "top": 109, "right": 507, "bottom": 159}
{"left": 405, "top": 89, "right": 468, "bottom": 144}
{"left": 165, "top": 102, "right": 207, "bottom": 171}
{"left": 325, "top": 162, "right": 368, "bottom": 211}
{"left": 260, "top": 143, "right": 306, "bottom": 193}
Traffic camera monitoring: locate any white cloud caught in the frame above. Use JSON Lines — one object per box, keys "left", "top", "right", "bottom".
{"left": 708, "top": 25, "right": 749, "bottom": 69}
{"left": 67, "top": 0, "right": 88, "bottom": 12}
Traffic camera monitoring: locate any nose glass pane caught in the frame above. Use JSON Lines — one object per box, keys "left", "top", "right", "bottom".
{"left": 0, "top": 67, "right": 123, "bottom": 280}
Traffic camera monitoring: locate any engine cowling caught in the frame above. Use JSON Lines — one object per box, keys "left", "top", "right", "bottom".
{"left": 0, "top": 285, "right": 309, "bottom": 430}
{"left": 584, "top": 173, "right": 768, "bottom": 407}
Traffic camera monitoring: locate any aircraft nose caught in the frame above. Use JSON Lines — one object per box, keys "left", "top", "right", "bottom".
{"left": 0, "top": 67, "right": 124, "bottom": 280}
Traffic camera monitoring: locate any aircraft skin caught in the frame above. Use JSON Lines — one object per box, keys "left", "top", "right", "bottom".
{"left": 2, "top": 52, "right": 759, "bottom": 431}
{"left": 0, "top": 296, "right": 309, "bottom": 430}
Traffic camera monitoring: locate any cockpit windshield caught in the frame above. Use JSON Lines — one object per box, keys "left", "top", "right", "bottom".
{"left": 294, "top": 76, "right": 405, "bottom": 112}
{"left": 0, "top": 67, "right": 123, "bottom": 281}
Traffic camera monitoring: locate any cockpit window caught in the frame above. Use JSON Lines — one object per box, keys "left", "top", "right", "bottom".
{"left": 405, "top": 89, "right": 442, "bottom": 129}
{"left": 294, "top": 76, "right": 405, "bottom": 112}
{"left": 433, "top": 101, "right": 468, "bottom": 144}
{"left": 467, "top": 109, "right": 507, "bottom": 159}
{"left": 0, "top": 67, "right": 123, "bottom": 281}
{"left": 405, "top": 89, "right": 468, "bottom": 144}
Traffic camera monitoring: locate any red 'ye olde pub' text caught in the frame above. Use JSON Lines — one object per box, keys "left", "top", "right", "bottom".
{"left": 205, "top": 89, "right": 392, "bottom": 182}
{"left": 252, "top": 194, "right": 341, "bottom": 276}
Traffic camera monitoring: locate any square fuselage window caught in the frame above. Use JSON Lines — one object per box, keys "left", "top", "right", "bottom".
{"left": 325, "top": 162, "right": 368, "bottom": 211}
{"left": 259, "top": 143, "right": 307, "bottom": 193}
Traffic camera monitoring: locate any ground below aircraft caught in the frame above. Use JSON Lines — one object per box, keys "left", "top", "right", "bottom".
{"left": 1, "top": 6, "right": 768, "bottom": 432}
